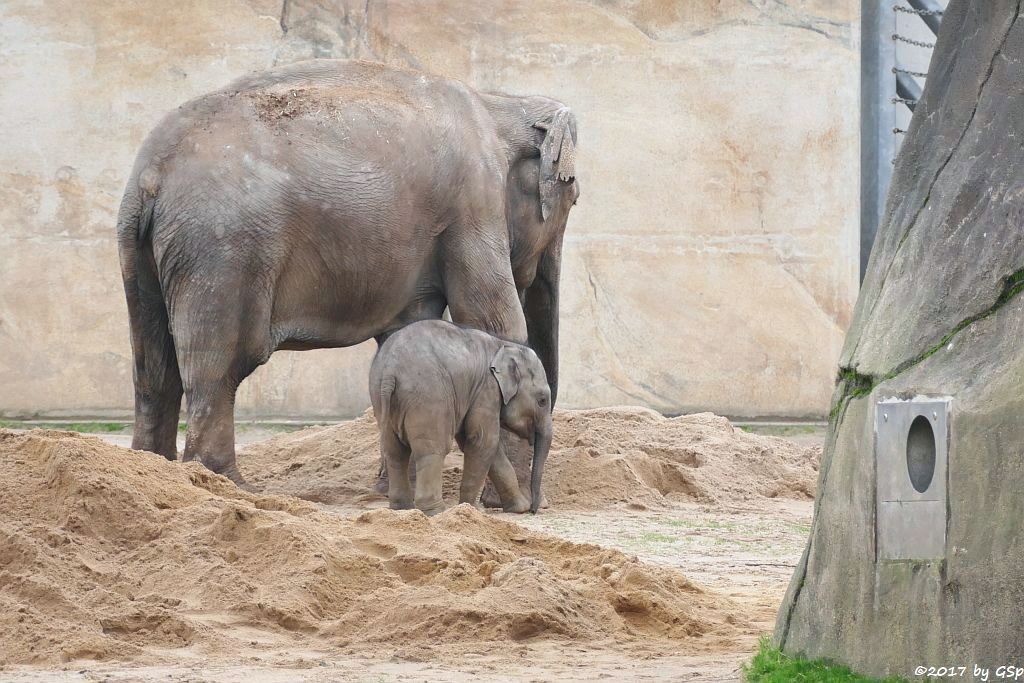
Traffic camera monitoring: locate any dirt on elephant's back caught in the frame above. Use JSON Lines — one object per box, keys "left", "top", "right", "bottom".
{"left": 0, "top": 428, "right": 749, "bottom": 667}
{"left": 237, "top": 406, "right": 820, "bottom": 510}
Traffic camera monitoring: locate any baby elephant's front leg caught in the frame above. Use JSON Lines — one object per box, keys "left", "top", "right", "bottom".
{"left": 487, "top": 434, "right": 531, "bottom": 513}
{"left": 458, "top": 429, "right": 500, "bottom": 508}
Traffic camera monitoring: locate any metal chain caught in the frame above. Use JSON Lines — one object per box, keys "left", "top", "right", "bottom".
{"left": 893, "top": 66, "right": 929, "bottom": 78}
{"left": 893, "top": 5, "right": 943, "bottom": 16}
{"left": 892, "top": 96, "right": 918, "bottom": 105}
{"left": 892, "top": 33, "right": 935, "bottom": 48}
{"left": 893, "top": 127, "right": 908, "bottom": 134}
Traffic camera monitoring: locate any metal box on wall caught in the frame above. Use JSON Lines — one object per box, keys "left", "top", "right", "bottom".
{"left": 875, "top": 397, "right": 950, "bottom": 561}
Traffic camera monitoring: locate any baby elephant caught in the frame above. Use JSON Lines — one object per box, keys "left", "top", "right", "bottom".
{"left": 369, "top": 320, "right": 553, "bottom": 515}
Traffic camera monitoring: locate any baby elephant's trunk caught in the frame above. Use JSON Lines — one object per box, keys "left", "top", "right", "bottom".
{"left": 530, "top": 419, "right": 553, "bottom": 514}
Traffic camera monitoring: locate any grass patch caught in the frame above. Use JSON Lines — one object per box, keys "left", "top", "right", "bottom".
{"left": 665, "top": 518, "right": 737, "bottom": 530}
{"left": 664, "top": 518, "right": 700, "bottom": 528}
{"left": 0, "top": 421, "right": 130, "bottom": 433}
{"left": 738, "top": 424, "right": 823, "bottom": 437}
{"left": 638, "top": 532, "right": 678, "bottom": 544}
{"left": 236, "top": 422, "right": 312, "bottom": 433}
{"left": 744, "top": 637, "right": 906, "bottom": 682}
{"left": 177, "top": 422, "right": 315, "bottom": 434}
{"left": 3, "top": 421, "right": 318, "bottom": 435}
{"left": 62, "top": 422, "right": 130, "bottom": 433}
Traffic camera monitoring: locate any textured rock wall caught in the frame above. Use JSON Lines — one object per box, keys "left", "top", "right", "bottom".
{"left": 0, "top": 0, "right": 859, "bottom": 419}
{"left": 776, "top": 1, "right": 1024, "bottom": 675}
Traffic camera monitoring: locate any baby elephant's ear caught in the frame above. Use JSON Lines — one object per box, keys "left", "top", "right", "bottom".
{"left": 490, "top": 345, "right": 522, "bottom": 405}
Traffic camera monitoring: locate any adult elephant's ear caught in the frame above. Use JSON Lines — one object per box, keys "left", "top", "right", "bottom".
{"left": 534, "top": 107, "right": 577, "bottom": 220}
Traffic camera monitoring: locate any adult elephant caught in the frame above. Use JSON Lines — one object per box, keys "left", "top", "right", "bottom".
{"left": 116, "top": 60, "right": 578, "bottom": 511}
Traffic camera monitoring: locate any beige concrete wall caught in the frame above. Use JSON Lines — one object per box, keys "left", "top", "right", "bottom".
{"left": 0, "top": 0, "right": 859, "bottom": 420}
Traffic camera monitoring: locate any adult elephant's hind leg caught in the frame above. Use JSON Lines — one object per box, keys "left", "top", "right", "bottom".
{"left": 182, "top": 381, "right": 244, "bottom": 483}
{"left": 132, "top": 374, "right": 183, "bottom": 461}
{"left": 122, "top": 238, "right": 183, "bottom": 460}
{"left": 173, "top": 291, "right": 270, "bottom": 487}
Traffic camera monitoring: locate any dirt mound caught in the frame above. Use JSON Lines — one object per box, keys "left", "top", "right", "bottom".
{"left": 239, "top": 407, "right": 819, "bottom": 509}
{"left": 548, "top": 408, "right": 819, "bottom": 508}
{"left": 0, "top": 429, "right": 747, "bottom": 667}
{"left": 239, "top": 411, "right": 384, "bottom": 504}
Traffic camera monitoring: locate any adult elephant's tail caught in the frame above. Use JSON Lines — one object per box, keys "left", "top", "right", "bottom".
{"left": 117, "top": 168, "right": 183, "bottom": 459}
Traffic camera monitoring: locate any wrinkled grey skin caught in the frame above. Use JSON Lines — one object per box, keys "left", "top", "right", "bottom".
{"left": 369, "top": 320, "right": 552, "bottom": 516}
{"left": 116, "top": 60, "right": 577, "bottom": 508}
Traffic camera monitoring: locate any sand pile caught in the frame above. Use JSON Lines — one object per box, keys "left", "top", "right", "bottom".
{"left": 239, "top": 407, "right": 819, "bottom": 509}
{"left": 0, "top": 429, "right": 746, "bottom": 667}
{"left": 547, "top": 408, "right": 819, "bottom": 507}
{"left": 239, "top": 410, "right": 384, "bottom": 504}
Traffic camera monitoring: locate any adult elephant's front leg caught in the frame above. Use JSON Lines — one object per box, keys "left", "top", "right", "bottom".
{"left": 444, "top": 236, "right": 532, "bottom": 511}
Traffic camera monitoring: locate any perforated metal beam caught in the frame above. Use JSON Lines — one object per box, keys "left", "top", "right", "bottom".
{"left": 861, "top": 1, "right": 897, "bottom": 281}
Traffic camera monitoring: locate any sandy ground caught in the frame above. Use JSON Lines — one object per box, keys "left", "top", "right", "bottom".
{"left": 2, "top": 503, "right": 810, "bottom": 682}
{"left": 237, "top": 408, "right": 820, "bottom": 508}
{"left": 0, "top": 414, "right": 821, "bottom": 682}
{"left": 28, "top": 425, "right": 296, "bottom": 452}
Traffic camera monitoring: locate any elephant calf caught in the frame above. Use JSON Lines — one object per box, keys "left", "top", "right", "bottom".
{"left": 369, "top": 320, "right": 553, "bottom": 515}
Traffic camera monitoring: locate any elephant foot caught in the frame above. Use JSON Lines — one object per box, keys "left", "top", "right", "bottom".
{"left": 502, "top": 493, "right": 531, "bottom": 514}
{"left": 420, "top": 502, "right": 447, "bottom": 517}
{"left": 480, "top": 481, "right": 503, "bottom": 508}
{"left": 457, "top": 497, "right": 487, "bottom": 512}
{"left": 215, "top": 463, "right": 253, "bottom": 491}
{"left": 389, "top": 498, "right": 414, "bottom": 510}
{"left": 374, "top": 465, "right": 418, "bottom": 497}
{"left": 481, "top": 482, "right": 534, "bottom": 514}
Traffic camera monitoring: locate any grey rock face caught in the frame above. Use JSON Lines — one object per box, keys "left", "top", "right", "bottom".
{"left": 775, "top": 0, "right": 1024, "bottom": 675}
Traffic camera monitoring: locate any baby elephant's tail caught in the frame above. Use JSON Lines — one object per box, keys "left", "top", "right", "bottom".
{"left": 378, "top": 375, "right": 397, "bottom": 429}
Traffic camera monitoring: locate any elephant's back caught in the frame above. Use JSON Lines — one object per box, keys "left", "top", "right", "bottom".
{"left": 223, "top": 59, "right": 457, "bottom": 102}
{"left": 380, "top": 321, "right": 495, "bottom": 379}
{"left": 140, "top": 60, "right": 483, "bottom": 165}
{"left": 134, "top": 59, "right": 490, "bottom": 234}
{"left": 374, "top": 321, "right": 491, "bottom": 416}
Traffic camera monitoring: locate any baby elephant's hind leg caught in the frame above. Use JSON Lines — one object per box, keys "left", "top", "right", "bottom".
{"left": 381, "top": 431, "right": 413, "bottom": 510}
{"left": 411, "top": 447, "right": 447, "bottom": 516}
{"left": 404, "top": 416, "right": 451, "bottom": 516}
